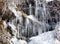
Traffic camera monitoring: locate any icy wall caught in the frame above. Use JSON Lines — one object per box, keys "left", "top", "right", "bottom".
{"left": 0, "top": 0, "right": 60, "bottom": 44}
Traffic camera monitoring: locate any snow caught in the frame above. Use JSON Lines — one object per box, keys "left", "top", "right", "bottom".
{"left": 3, "top": 21, "right": 7, "bottom": 28}
{"left": 46, "top": 0, "right": 53, "bottom": 3}
{"left": 28, "top": 31, "right": 58, "bottom": 44}
{"left": 15, "top": 40, "right": 27, "bottom": 44}
{"left": 10, "top": 36, "right": 27, "bottom": 44}
{"left": 54, "top": 39, "right": 60, "bottom": 44}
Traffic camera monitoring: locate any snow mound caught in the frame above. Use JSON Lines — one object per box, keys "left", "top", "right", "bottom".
{"left": 28, "top": 31, "right": 56, "bottom": 44}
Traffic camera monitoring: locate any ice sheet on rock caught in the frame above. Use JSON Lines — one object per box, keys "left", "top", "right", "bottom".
{"left": 28, "top": 31, "right": 56, "bottom": 44}
{"left": 8, "top": 2, "right": 22, "bottom": 19}
{"left": 7, "top": 23, "right": 17, "bottom": 36}
{"left": 8, "top": 23, "right": 16, "bottom": 31}
{"left": 8, "top": 2, "right": 17, "bottom": 16}
{"left": 27, "top": 15, "right": 50, "bottom": 27}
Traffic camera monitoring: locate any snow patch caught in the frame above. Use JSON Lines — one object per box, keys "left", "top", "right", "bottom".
{"left": 28, "top": 31, "right": 56, "bottom": 44}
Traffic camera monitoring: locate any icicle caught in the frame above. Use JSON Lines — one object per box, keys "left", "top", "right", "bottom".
{"left": 35, "top": 0, "right": 39, "bottom": 20}
{"left": 29, "top": 4, "right": 32, "bottom": 15}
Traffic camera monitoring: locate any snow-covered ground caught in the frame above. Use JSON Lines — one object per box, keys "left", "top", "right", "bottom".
{"left": 28, "top": 31, "right": 60, "bottom": 44}
{"left": 46, "top": 0, "right": 53, "bottom": 3}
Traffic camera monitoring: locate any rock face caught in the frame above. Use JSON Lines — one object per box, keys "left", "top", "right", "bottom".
{"left": 2, "top": 8, "right": 16, "bottom": 22}
{"left": 0, "top": 19, "right": 12, "bottom": 44}
{"left": 0, "top": 0, "right": 4, "bottom": 16}
{"left": 47, "top": 0, "right": 60, "bottom": 31}
{"left": 0, "top": 1, "right": 13, "bottom": 43}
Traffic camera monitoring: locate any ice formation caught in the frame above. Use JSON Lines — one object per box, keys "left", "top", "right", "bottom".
{"left": 1, "top": 0, "right": 60, "bottom": 44}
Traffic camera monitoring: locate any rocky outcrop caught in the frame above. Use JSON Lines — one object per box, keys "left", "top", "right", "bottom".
{"left": 0, "top": 18, "right": 12, "bottom": 44}
{"left": 46, "top": 0, "right": 60, "bottom": 31}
